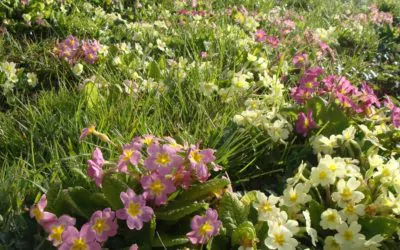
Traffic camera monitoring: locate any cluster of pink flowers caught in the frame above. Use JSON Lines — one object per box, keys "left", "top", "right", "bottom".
{"left": 290, "top": 66, "right": 383, "bottom": 113}
{"left": 53, "top": 35, "right": 101, "bottom": 65}
{"left": 31, "top": 134, "right": 223, "bottom": 248}
{"left": 290, "top": 63, "right": 400, "bottom": 129}
{"left": 177, "top": 9, "right": 208, "bottom": 16}
{"left": 384, "top": 96, "right": 400, "bottom": 128}
{"left": 369, "top": 4, "right": 393, "bottom": 25}
{"left": 254, "top": 29, "right": 280, "bottom": 48}
{"left": 295, "top": 110, "right": 317, "bottom": 137}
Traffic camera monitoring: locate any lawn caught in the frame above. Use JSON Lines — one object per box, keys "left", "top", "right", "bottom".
{"left": 0, "top": 0, "right": 399, "bottom": 249}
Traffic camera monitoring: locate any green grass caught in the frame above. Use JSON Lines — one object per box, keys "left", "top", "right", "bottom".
{"left": 0, "top": 0, "right": 399, "bottom": 248}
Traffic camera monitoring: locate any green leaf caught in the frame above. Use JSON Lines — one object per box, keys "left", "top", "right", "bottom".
{"left": 46, "top": 182, "right": 65, "bottom": 215}
{"left": 240, "top": 191, "right": 258, "bottom": 206}
{"left": 147, "top": 61, "right": 161, "bottom": 81}
{"left": 155, "top": 202, "right": 208, "bottom": 221}
{"left": 359, "top": 215, "right": 400, "bottom": 238}
{"left": 210, "top": 235, "right": 230, "bottom": 250}
{"left": 102, "top": 173, "right": 129, "bottom": 210}
{"left": 173, "top": 178, "right": 230, "bottom": 204}
{"left": 83, "top": 81, "right": 99, "bottom": 109}
{"left": 306, "top": 97, "right": 349, "bottom": 136}
{"left": 64, "top": 187, "right": 94, "bottom": 218}
{"left": 307, "top": 200, "right": 324, "bottom": 232}
{"left": 232, "top": 221, "right": 256, "bottom": 246}
{"left": 152, "top": 234, "right": 189, "bottom": 248}
{"left": 89, "top": 192, "right": 111, "bottom": 209}
{"left": 218, "top": 192, "right": 248, "bottom": 236}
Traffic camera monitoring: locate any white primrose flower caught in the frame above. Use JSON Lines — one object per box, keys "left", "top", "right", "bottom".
{"left": 310, "top": 166, "right": 335, "bottom": 186}
{"left": 273, "top": 211, "right": 299, "bottom": 235}
{"left": 199, "top": 81, "right": 218, "bottom": 96}
{"left": 156, "top": 39, "right": 167, "bottom": 51}
{"left": 364, "top": 234, "right": 384, "bottom": 250}
{"left": 339, "top": 203, "right": 365, "bottom": 222}
{"left": 320, "top": 209, "right": 342, "bottom": 230}
{"left": 340, "top": 125, "right": 357, "bottom": 141}
{"left": 281, "top": 183, "right": 311, "bottom": 208}
{"left": 303, "top": 210, "right": 318, "bottom": 246}
{"left": 26, "top": 72, "right": 38, "bottom": 87}
{"left": 72, "top": 63, "right": 84, "bottom": 76}
{"left": 253, "top": 192, "right": 280, "bottom": 221}
{"left": 286, "top": 162, "right": 307, "bottom": 185}
{"left": 334, "top": 221, "right": 366, "bottom": 248}
{"left": 373, "top": 158, "right": 400, "bottom": 184}
{"left": 343, "top": 158, "right": 362, "bottom": 178}
{"left": 323, "top": 236, "right": 340, "bottom": 250}
{"left": 266, "top": 119, "right": 291, "bottom": 143}
{"left": 332, "top": 177, "right": 365, "bottom": 207}
{"left": 368, "top": 155, "right": 385, "bottom": 170}
{"left": 265, "top": 223, "right": 298, "bottom": 250}
{"left": 311, "top": 135, "right": 339, "bottom": 155}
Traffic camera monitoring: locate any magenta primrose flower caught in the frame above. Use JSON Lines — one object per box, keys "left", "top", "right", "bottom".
{"left": 290, "top": 86, "right": 312, "bottom": 104}
{"left": 186, "top": 209, "right": 222, "bottom": 245}
{"left": 30, "top": 194, "right": 57, "bottom": 230}
{"left": 359, "top": 83, "right": 381, "bottom": 108}
{"left": 255, "top": 29, "right": 266, "bottom": 42}
{"left": 188, "top": 147, "right": 215, "bottom": 182}
{"left": 392, "top": 107, "right": 400, "bottom": 128}
{"left": 117, "top": 144, "right": 142, "bottom": 173}
{"left": 172, "top": 166, "right": 192, "bottom": 189}
{"left": 304, "top": 67, "right": 324, "bottom": 79}
{"left": 292, "top": 53, "right": 308, "bottom": 68}
{"left": 64, "top": 35, "right": 80, "bottom": 50}
{"left": 59, "top": 224, "right": 101, "bottom": 250}
{"left": 82, "top": 40, "right": 100, "bottom": 64}
{"left": 116, "top": 188, "right": 154, "bottom": 230}
{"left": 266, "top": 36, "right": 280, "bottom": 48}
{"left": 141, "top": 173, "right": 176, "bottom": 205}
{"left": 144, "top": 143, "right": 183, "bottom": 175}
{"left": 384, "top": 95, "right": 395, "bottom": 110}
{"left": 87, "top": 147, "right": 104, "bottom": 187}
{"left": 295, "top": 110, "right": 317, "bottom": 137}
{"left": 89, "top": 208, "right": 118, "bottom": 242}
{"left": 79, "top": 125, "right": 96, "bottom": 141}
{"left": 130, "top": 244, "right": 139, "bottom": 250}
{"left": 46, "top": 215, "right": 76, "bottom": 247}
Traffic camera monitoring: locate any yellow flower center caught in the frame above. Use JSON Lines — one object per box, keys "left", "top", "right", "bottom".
{"left": 262, "top": 202, "right": 272, "bottom": 212}
{"left": 88, "top": 125, "right": 95, "bottom": 133}
{"left": 319, "top": 171, "right": 327, "bottom": 179}
{"left": 123, "top": 149, "right": 134, "bottom": 161}
{"left": 143, "top": 137, "right": 153, "bottom": 145}
{"left": 328, "top": 163, "right": 337, "bottom": 172}
{"left": 150, "top": 180, "right": 165, "bottom": 195}
{"left": 382, "top": 168, "right": 391, "bottom": 177}
{"left": 72, "top": 238, "right": 88, "bottom": 250}
{"left": 191, "top": 151, "right": 203, "bottom": 163}
{"left": 289, "top": 192, "right": 298, "bottom": 203}
{"left": 199, "top": 221, "right": 214, "bottom": 235}
{"left": 343, "top": 230, "right": 353, "bottom": 241}
{"left": 87, "top": 53, "right": 94, "bottom": 60}
{"left": 304, "top": 117, "right": 310, "bottom": 128}
{"left": 92, "top": 218, "right": 109, "bottom": 234}
{"left": 305, "top": 82, "right": 313, "bottom": 89}
{"left": 327, "top": 213, "right": 336, "bottom": 222}
{"left": 32, "top": 207, "right": 43, "bottom": 221}
{"left": 345, "top": 204, "right": 355, "bottom": 214}
{"left": 155, "top": 153, "right": 171, "bottom": 165}
{"left": 274, "top": 233, "right": 285, "bottom": 246}
{"left": 341, "top": 187, "right": 352, "bottom": 200}
{"left": 49, "top": 225, "right": 64, "bottom": 243}
{"left": 127, "top": 202, "right": 141, "bottom": 217}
